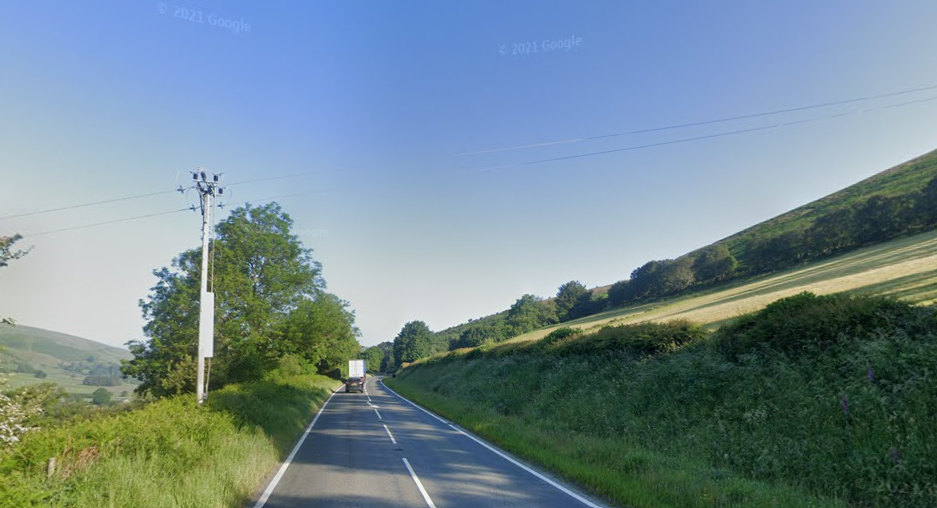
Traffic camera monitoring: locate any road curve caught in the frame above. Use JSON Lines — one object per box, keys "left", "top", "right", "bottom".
{"left": 252, "top": 376, "right": 608, "bottom": 508}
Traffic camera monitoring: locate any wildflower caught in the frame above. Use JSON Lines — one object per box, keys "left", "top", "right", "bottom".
{"left": 867, "top": 362, "right": 874, "bottom": 381}
{"left": 841, "top": 394, "right": 849, "bottom": 415}
{"left": 889, "top": 449, "right": 900, "bottom": 463}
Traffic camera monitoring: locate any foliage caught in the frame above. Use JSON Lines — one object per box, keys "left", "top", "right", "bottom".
{"left": 122, "top": 202, "right": 358, "bottom": 397}
{"left": 90, "top": 389, "right": 111, "bottom": 406}
{"left": 392, "top": 321, "right": 435, "bottom": 366}
{"left": 274, "top": 294, "right": 360, "bottom": 376}
{"left": 1, "top": 234, "right": 30, "bottom": 325}
{"left": 361, "top": 345, "right": 385, "bottom": 373}
{"left": 0, "top": 375, "right": 337, "bottom": 507}
{"left": 506, "top": 294, "right": 557, "bottom": 336}
{"left": 607, "top": 279, "right": 632, "bottom": 306}
{"left": 554, "top": 281, "right": 589, "bottom": 321}
{"left": 691, "top": 244, "right": 738, "bottom": 283}
{"left": 602, "top": 158, "right": 937, "bottom": 313}
{"left": 713, "top": 292, "right": 926, "bottom": 361}
{"left": 391, "top": 293, "right": 937, "bottom": 508}
{"left": 0, "top": 235, "right": 30, "bottom": 269}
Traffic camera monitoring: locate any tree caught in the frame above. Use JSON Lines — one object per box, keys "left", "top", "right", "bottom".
{"left": 455, "top": 321, "right": 506, "bottom": 348}
{"left": 692, "top": 245, "right": 738, "bottom": 283}
{"left": 276, "top": 293, "right": 360, "bottom": 376}
{"left": 506, "top": 294, "right": 557, "bottom": 336}
{"left": 0, "top": 234, "right": 30, "bottom": 268}
{"left": 122, "top": 202, "right": 335, "bottom": 397}
{"left": 1, "top": 234, "right": 30, "bottom": 325}
{"left": 854, "top": 195, "right": 911, "bottom": 245}
{"left": 608, "top": 279, "right": 633, "bottom": 306}
{"left": 914, "top": 173, "right": 937, "bottom": 226}
{"left": 555, "top": 281, "right": 589, "bottom": 322}
{"left": 91, "top": 388, "right": 112, "bottom": 406}
{"left": 361, "top": 346, "right": 385, "bottom": 373}
{"left": 805, "top": 208, "right": 856, "bottom": 257}
{"left": 393, "top": 321, "right": 435, "bottom": 365}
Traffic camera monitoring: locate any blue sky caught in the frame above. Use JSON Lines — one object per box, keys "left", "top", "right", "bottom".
{"left": 2, "top": 1, "right": 937, "bottom": 348}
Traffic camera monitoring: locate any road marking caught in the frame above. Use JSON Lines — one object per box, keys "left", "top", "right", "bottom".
{"left": 374, "top": 408, "right": 382, "bottom": 420}
{"left": 380, "top": 380, "right": 449, "bottom": 425}
{"left": 383, "top": 423, "right": 398, "bottom": 445}
{"left": 403, "top": 458, "right": 438, "bottom": 508}
{"left": 253, "top": 388, "right": 338, "bottom": 508}
{"left": 381, "top": 380, "right": 606, "bottom": 508}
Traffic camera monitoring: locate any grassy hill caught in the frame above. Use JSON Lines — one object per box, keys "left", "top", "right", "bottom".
{"left": 505, "top": 227, "right": 937, "bottom": 344}
{"left": 0, "top": 324, "right": 139, "bottom": 397}
{"left": 717, "top": 147, "right": 937, "bottom": 257}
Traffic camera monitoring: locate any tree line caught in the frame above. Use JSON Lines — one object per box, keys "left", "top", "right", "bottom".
{"left": 608, "top": 171, "right": 937, "bottom": 306}
{"left": 380, "top": 170, "right": 937, "bottom": 367}
{"left": 121, "top": 203, "right": 361, "bottom": 397}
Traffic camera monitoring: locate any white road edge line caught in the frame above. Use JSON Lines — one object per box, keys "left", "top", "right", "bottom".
{"left": 381, "top": 379, "right": 606, "bottom": 508}
{"left": 383, "top": 423, "right": 398, "bottom": 445}
{"left": 403, "top": 458, "right": 438, "bottom": 508}
{"left": 252, "top": 387, "right": 338, "bottom": 508}
{"left": 374, "top": 408, "right": 382, "bottom": 420}
{"left": 380, "top": 380, "right": 449, "bottom": 425}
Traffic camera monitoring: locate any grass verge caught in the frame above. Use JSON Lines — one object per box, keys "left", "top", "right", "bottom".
{"left": 0, "top": 374, "right": 338, "bottom": 508}
{"left": 387, "top": 293, "right": 937, "bottom": 508}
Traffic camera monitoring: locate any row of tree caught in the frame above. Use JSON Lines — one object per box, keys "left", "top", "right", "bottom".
{"left": 121, "top": 203, "right": 362, "bottom": 397}
{"left": 378, "top": 170, "right": 937, "bottom": 368}
{"left": 384, "top": 280, "right": 608, "bottom": 365}
{"left": 607, "top": 173, "right": 937, "bottom": 306}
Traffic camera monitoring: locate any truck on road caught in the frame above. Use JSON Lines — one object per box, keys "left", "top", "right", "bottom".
{"left": 346, "top": 359, "right": 365, "bottom": 393}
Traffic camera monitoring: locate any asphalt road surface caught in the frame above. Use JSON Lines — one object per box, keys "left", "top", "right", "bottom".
{"left": 252, "top": 376, "right": 608, "bottom": 508}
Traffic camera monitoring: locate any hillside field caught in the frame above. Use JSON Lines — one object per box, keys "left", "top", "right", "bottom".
{"left": 0, "top": 325, "right": 139, "bottom": 398}
{"left": 510, "top": 227, "right": 937, "bottom": 344}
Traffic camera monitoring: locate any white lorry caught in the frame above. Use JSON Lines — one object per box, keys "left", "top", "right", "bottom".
{"left": 345, "top": 359, "right": 366, "bottom": 393}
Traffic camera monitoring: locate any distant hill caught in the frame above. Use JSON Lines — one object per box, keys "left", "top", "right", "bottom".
{"left": 717, "top": 147, "right": 937, "bottom": 258}
{"left": 0, "top": 324, "right": 138, "bottom": 395}
{"left": 426, "top": 147, "right": 937, "bottom": 353}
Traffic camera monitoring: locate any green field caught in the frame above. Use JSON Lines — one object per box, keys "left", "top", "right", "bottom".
{"left": 508, "top": 227, "right": 937, "bottom": 344}
{"left": 0, "top": 325, "right": 139, "bottom": 398}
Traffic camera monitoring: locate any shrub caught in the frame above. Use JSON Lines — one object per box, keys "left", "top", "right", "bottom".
{"left": 553, "top": 320, "right": 708, "bottom": 356}
{"left": 713, "top": 292, "right": 931, "bottom": 361}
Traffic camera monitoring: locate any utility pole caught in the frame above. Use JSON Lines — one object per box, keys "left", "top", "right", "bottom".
{"left": 192, "top": 168, "right": 223, "bottom": 404}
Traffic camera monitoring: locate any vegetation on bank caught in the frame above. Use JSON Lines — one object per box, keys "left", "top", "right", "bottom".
{"left": 388, "top": 293, "right": 937, "bottom": 508}
{"left": 0, "top": 374, "right": 337, "bottom": 508}
{"left": 378, "top": 151, "right": 937, "bottom": 369}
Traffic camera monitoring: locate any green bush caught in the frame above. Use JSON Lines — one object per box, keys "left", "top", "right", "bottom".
{"left": 550, "top": 320, "right": 707, "bottom": 356}
{"left": 390, "top": 294, "right": 937, "bottom": 508}
{"left": 713, "top": 292, "right": 931, "bottom": 360}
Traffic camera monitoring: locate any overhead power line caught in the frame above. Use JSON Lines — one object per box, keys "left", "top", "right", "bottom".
{"left": 456, "top": 82, "right": 937, "bottom": 157}
{"left": 0, "top": 172, "right": 320, "bottom": 222}
{"left": 0, "top": 190, "right": 179, "bottom": 220}
{"left": 474, "top": 93, "right": 937, "bottom": 172}
{"left": 21, "top": 188, "right": 338, "bottom": 238}
{"left": 23, "top": 208, "right": 191, "bottom": 237}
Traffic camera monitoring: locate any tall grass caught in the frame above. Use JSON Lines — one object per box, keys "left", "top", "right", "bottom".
{"left": 388, "top": 293, "right": 937, "bottom": 508}
{"left": 0, "top": 375, "right": 338, "bottom": 508}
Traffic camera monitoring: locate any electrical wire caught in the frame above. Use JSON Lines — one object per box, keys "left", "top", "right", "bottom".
{"left": 456, "top": 82, "right": 937, "bottom": 157}
{"left": 6, "top": 82, "right": 935, "bottom": 222}
{"left": 12, "top": 88, "right": 937, "bottom": 236}
{"left": 473, "top": 93, "right": 937, "bottom": 172}
{"left": 0, "top": 190, "right": 179, "bottom": 220}
{"left": 0, "top": 173, "right": 314, "bottom": 222}
{"left": 22, "top": 207, "right": 192, "bottom": 237}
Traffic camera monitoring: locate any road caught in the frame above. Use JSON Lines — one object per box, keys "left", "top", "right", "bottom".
{"left": 252, "top": 376, "right": 607, "bottom": 508}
